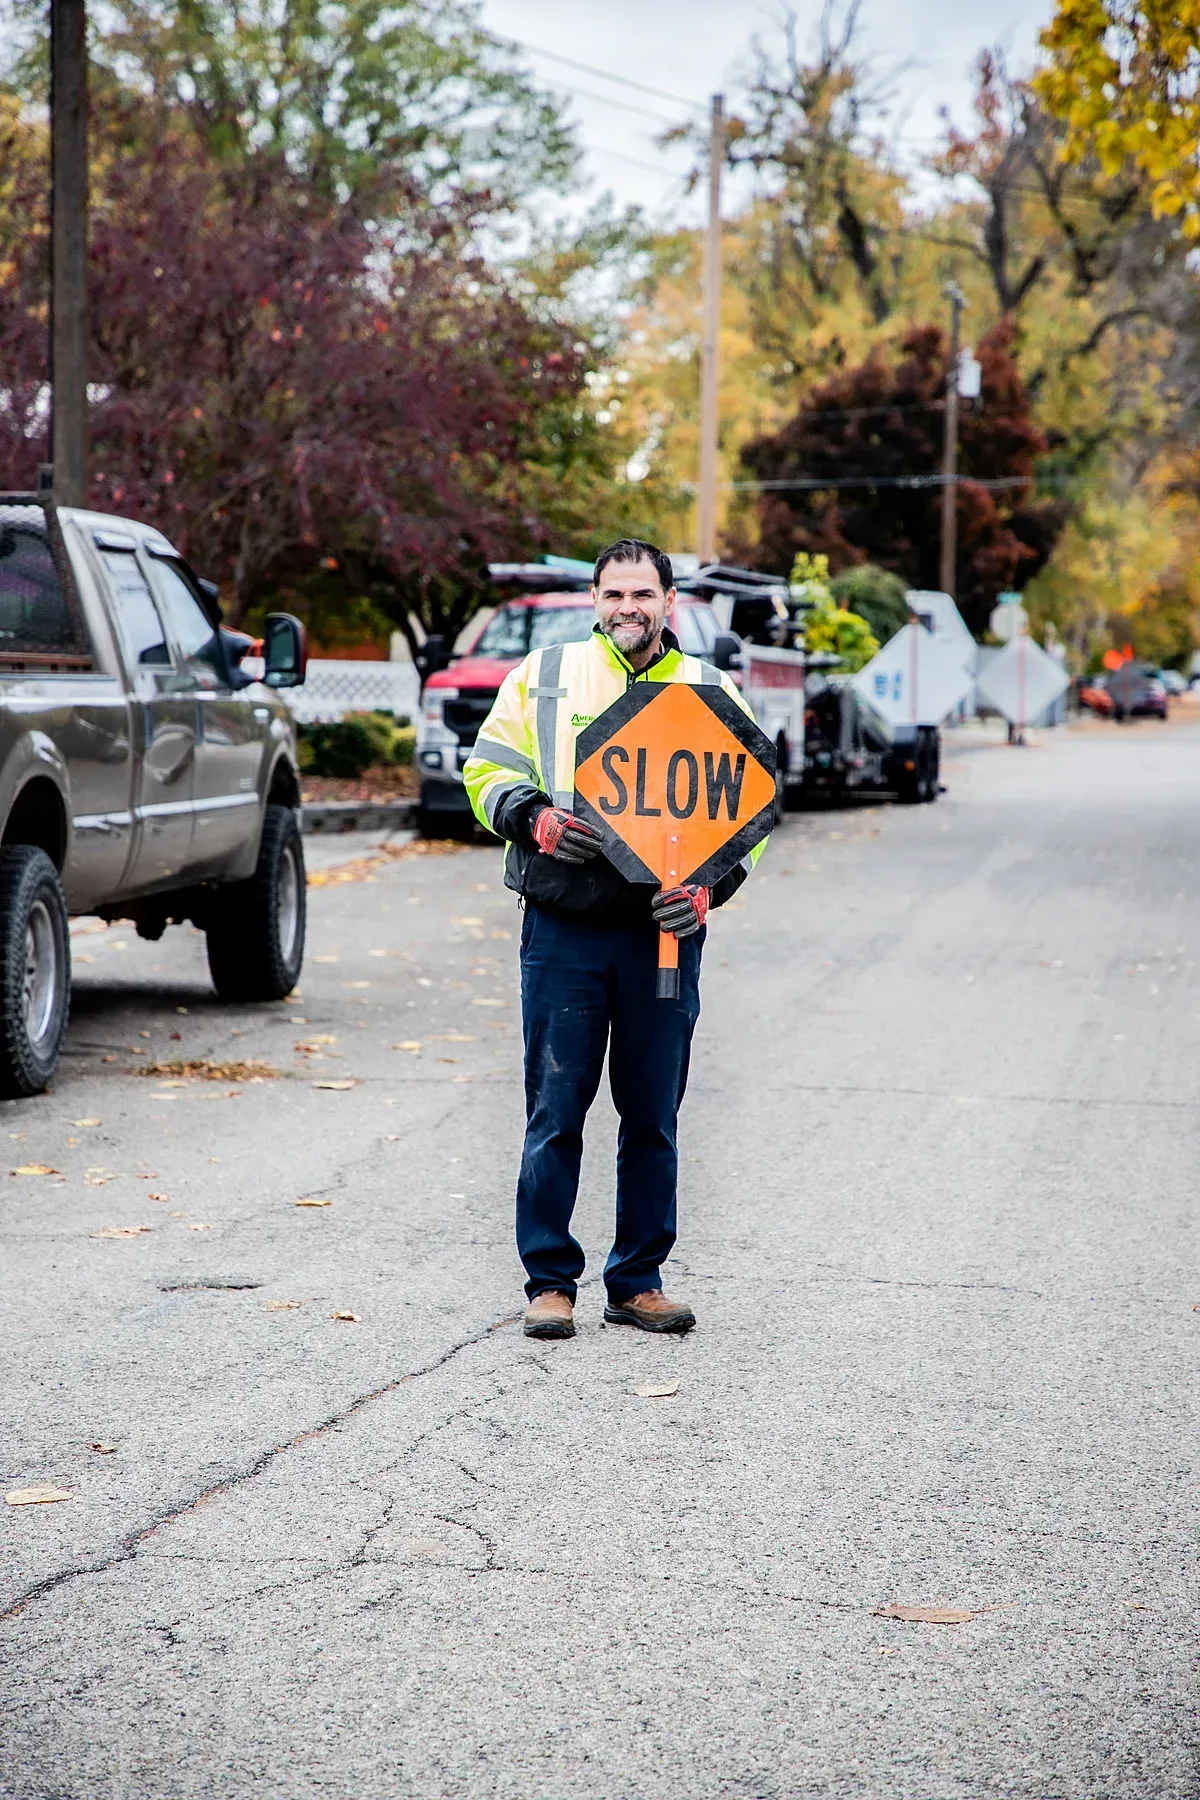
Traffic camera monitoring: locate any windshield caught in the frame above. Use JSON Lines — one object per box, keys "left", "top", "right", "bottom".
{"left": 474, "top": 603, "right": 595, "bottom": 659}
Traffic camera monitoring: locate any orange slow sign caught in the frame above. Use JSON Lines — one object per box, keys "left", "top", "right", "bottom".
{"left": 574, "top": 682, "right": 776, "bottom": 889}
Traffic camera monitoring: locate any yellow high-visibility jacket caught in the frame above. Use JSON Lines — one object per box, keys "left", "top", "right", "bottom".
{"left": 464, "top": 624, "right": 766, "bottom": 922}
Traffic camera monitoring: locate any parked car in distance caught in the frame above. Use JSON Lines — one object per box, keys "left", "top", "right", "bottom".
{"left": 1158, "top": 668, "right": 1188, "bottom": 696}
{"left": 1078, "top": 673, "right": 1113, "bottom": 716}
{"left": 1109, "top": 662, "right": 1168, "bottom": 721}
{"left": 0, "top": 492, "right": 309, "bottom": 1095}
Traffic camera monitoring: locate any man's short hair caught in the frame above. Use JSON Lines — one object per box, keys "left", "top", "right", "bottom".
{"left": 593, "top": 538, "right": 674, "bottom": 593}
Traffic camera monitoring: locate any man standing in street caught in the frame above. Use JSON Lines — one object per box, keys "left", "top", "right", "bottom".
{"left": 464, "top": 539, "right": 763, "bottom": 1340}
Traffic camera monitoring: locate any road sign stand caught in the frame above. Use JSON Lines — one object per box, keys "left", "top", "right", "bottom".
{"left": 574, "top": 683, "right": 776, "bottom": 1000}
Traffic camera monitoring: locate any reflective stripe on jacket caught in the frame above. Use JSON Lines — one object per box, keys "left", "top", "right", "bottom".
{"left": 464, "top": 625, "right": 766, "bottom": 919}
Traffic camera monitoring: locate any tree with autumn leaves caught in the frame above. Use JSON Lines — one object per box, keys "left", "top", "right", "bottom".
{"left": 0, "top": 4, "right": 669, "bottom": 646}
{"left": 732, "top": 322, "right": 1064, "bottom": 637}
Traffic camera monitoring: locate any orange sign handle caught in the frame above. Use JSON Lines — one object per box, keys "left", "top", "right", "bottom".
{"left": 656, "top": 830, "right": 681, "bottom": 1001}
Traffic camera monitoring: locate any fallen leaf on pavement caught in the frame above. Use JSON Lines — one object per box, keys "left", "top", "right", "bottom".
{"left": 391, "top": 1041, "right": 421, "bottom": 1052}
{"left": 1123, "top": 1601, "right": 1150, "bottom": 1610}
{"left": 91, "top": 1225, "right": 152, "bottom": 1239}
{"left": 312, "top": 953, "right": 340, "bottom": 963}
{"left": 435, "top": 1033, "right": 476, "bottom": 1043}
{"left": 13, "top": 1164, "right": 59, "bottom": 1176}
{"left": 873, "top": 1603, "right": 975, "bottom": 1625}
{"left": 87, "top": 1443, "right": 117, "bottom": 1455}
{"left": 346, "top": 980, "right": 370, "bottom": 989}
{"left": 148, "top": 1192, "right": 169, "bottom": 1202}
{"left": 313, "top": 1079, "right": 357, "bottom": 1091}
{"left": 139, "top": 1059, "right": 279, "bottom": 1082}
{"left": 72, "top": 1119, "right": 101, "bottom": 1128}
{"left": 265, "top": 1298, "right": 305, "bottom": 1312}
{"left": 453, "top": 917, "right": 483, "bottom": 925}
{"left": 634, "top": 1380, "right": 680, "bottom": 1398}
{"left": 471, "top": 998, "right": 506, "bottom": 1007}
{"left": 6, "top": 1486, "right": 72, "bottom": 1506}
{"left": 294, "top": 1197, "right": 332, "bottom": 1208}
{"left": 184, "top": 1222, "right": 212, "bottom": 1231}
{"left": 330, "top": 1309, "right": 360, "bottom": 1322}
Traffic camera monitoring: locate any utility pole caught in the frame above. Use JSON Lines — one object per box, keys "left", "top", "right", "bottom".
{"left": 939, "top": 281, "right": 964, "bottom": 598}
{"left": 697, "top": 93, "right": 724, "bottom": 566}
{"left": 50, "top": 0, "right": 89, "bottom": 505}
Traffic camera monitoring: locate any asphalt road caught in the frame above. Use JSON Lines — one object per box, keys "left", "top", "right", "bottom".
{"left": 2, "top": 716, "right": 1197, "bottom": 1799}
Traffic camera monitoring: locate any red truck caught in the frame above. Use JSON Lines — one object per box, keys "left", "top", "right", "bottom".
{"left": 415, "top": 564, "right": 808, "bottom": 837}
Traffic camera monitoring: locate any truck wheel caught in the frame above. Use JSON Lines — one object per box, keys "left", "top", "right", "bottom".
{"left": 418, "top": 807, "right": 474, "bottom": 842}
{"left": 206, "top": 805, "right": 306, "bottom": 1002}
{"left": 0, "top": 847, "right": 71, "bottom": 1097}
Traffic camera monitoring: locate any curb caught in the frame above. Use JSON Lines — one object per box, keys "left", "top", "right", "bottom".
{"left": 301, "top": 799, "right": 418, "bottom": 835}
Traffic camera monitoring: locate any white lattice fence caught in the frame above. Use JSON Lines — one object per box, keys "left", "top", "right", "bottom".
{"left": 283, "top": 659, "right": 420, "bottom": 724}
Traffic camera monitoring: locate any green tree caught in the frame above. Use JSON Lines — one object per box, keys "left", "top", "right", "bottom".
{"left": 1, "top": 0, "right": 576, "bottom": 205}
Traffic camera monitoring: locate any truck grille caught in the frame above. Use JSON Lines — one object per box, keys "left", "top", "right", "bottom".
{"left": 443, "top": 691, "right": 495, "bottom": 747}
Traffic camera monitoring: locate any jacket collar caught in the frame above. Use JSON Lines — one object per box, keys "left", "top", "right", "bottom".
{"left": 590, "top": 621, "right": 682, "bottom": 676}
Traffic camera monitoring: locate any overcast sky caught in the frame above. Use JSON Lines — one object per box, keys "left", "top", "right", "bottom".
{"left": 479, "top": 0, "right": 1054, "bottom": 222}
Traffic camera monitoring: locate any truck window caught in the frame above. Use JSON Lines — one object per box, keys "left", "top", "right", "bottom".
{"left": 0, "top": 503, "right": 78, "bottom": 652}
{"left": 100, "top": 548, "right": 170, "bottom": 669}
{"left": 146, "top": 557, "right": 224, "bottom": 685}
{"left": 674, "top": 606, "right": 716, "bottom": 656}
{"left": 474, "top": 603, "right": 595, "bottom": 658}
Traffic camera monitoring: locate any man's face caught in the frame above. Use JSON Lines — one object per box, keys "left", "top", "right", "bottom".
{"left": 593, "top": 557, "right": 673, "bottom": 659}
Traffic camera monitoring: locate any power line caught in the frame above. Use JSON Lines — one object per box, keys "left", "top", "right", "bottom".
{"left": 512, "top": 40, "right": 706, "bottom": 114}
{"left": 539, "top": 78, "right": 683, "bottom": 129}
{"left": 580, "top": 141, "right": 691, "bottom": 179}
{"left": 723, "top": 472, "right": 1062, "bottom": 491}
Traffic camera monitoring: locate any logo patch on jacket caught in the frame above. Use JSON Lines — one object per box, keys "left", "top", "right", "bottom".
{"left": 570, "top": 713, "right": 596, "bottom": 729}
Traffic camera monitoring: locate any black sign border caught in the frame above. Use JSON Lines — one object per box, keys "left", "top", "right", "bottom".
{"left": 574, "top": 682, "right": 776, "bottom": 888}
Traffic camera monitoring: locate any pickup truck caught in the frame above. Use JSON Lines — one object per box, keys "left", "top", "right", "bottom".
{"left": 0, "top": 492, "right": 309, "bottom": 1097}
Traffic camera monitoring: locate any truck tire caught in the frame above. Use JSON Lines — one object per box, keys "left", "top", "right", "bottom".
{"left": 205, "top": 805, "right": 306, "bottom": 1002}
{"left": 418, "top": 807, "right": 474, "bottom": 842}
{"left": 0, "top": 846, "right": 71, "bottom": 1097}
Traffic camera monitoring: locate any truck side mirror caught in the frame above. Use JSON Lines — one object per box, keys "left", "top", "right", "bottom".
{"left": 415, "top": 633, "right": 451, "bottom": 687}
{"left": 262, "top": 613, "right": 308, "bottom": 688}
{"left": 712, "top": 632, "right": 743, "bottom": 672}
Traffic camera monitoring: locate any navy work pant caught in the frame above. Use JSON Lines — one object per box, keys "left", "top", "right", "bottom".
{"left": 516, "top": 904, "right": 703, "bottom": 1304}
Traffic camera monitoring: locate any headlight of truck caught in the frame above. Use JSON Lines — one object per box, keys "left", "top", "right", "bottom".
{"left": 423, "top": 687, "right": 458, "bottom": 723}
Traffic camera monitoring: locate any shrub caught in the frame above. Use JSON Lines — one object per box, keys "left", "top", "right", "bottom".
{"left": 298, "top": 712, "right": 416, "bottom": 777}
{"left": 830, "top": 565, "right": 911, "bottom": 646}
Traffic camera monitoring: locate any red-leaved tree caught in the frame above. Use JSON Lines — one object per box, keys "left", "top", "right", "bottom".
{"left": 0, "top": 102, "right": 587, "bottom": 634}
{"left": 733, "top": 322, "right": 1065, "bottom": 635}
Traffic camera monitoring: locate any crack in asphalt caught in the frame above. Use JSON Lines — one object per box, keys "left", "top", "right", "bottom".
{"left": 0, "top": 1310, "right": 521, "bottom": 1625}
{"left": 810, "top": 1263, "right": 1045, "bottom": 1297}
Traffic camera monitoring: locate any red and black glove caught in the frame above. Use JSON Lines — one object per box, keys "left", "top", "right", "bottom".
{"left": 651, "top": 883, "right": 709, "bottom": 938}
{"left": 530, "top": 805, "right": 603, "bottom": 865}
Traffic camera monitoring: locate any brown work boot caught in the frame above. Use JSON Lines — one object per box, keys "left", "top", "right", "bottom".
{"left": 603, "top": 1290, "right": 695, "bottom": 1334}
{"left": 523, "top": 1291, "right": 575, "bottom": 1339}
